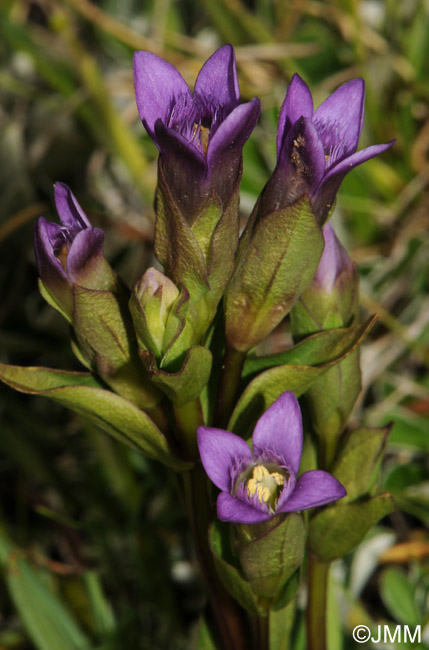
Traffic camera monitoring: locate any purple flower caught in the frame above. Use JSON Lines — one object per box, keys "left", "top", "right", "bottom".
{"left": 34, "top": 183, "right": 113, "bottom": 318}
{"left": 197, "top": 392, "right": 346, "bottom": 524}
{"left": 261, "top": 74, "right": 394, "bottom": 224}
{"left": 133, "top": 45, "right": 260, "bottom": 220}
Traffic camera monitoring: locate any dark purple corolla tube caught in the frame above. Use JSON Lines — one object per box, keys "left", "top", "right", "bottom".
{"left": 260, "top": 74, "right": 395, "bottom": 224}
{"left": 133, "top": 45, "right": 260, "bottom": 222}
{"left": 34, "top": 183, "right": 114, "bottom": 319}
{"left": 197, "top": 391, "right": 346, "bottom": 524}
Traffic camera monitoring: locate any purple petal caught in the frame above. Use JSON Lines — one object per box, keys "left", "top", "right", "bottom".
{"left": 194, "top": 45, "right": 240, "bottom": 112}
{"left": 252, "top": 391, "right": 303, "bottom": 475}
{"left": 207, "top": 98, "right": 261, "bottom": 171}
{"left": 133, "top": 51, "right": 190, "bottom": 142}
{"left": 277, "top": 74, "right": 314, "bottom": 157}
{"left": 314, "top": 223, "right": 352, "bottom": 292}
{"left": 312, "top": 140, "right": 395, "bottom": 225}
{"left": 313, "top": 78, "right": 365, "bottom": 162}
{"left": 155, "top": 121, "right": 210, "bottom": 220}
{"left": 278, "top": 470, "right": 346, "bottom": 512}
{"left": 321, "top": 140, "right": 396, "bottom": 186}
{"left": 34, "top": 217, "right": 67, "bottom": 281}
{"left": 33, "top": 217, "right": 73, "bottom": 317}
{"left": 258, "top": 117, "right": 325, "bottom": 217}
{"left": 155, "top": 120, "right": 208, "bottom": 169}
{"left": 197, "top": 426, "right": 252, "bottom": 492}
{"left": 54, "top": 183, "right": 91, "bottom": 231}
{"left": 66, "top": 227, "right": 105, "bottom": 284}
{"left": 217, "top": 492, "right": 270, "bottom": 523}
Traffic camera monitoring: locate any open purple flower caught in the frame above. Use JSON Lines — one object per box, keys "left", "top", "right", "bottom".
{"left": 197, "top": 392, "right": 346, "bottom": 524}
{"left": 261, "top": 74, "right": 394, "bottom": 224}
{"left": 133, "top": 45, "right": 260, "bottom": 221}
{"left": 34, "top": 183, "right": 114, "bottom": 318}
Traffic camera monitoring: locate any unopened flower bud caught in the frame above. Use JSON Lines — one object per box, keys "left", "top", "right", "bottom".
{"left": 34, "top": 182, "right": 117, "bottom": 321}
{"left": 291, "top": 223, "right": 359, "bottom": 338}
{"left": 132, "top": 268, "right": 180, "bottom": 359}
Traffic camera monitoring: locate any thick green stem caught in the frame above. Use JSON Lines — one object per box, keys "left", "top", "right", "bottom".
{"left": 182, "top": 468, "right": 249, "bottom": 650}
{"left": 306, "top": 554, "right": 330, "bottom": 650}
{"left": 214, "top": 346, "right": 246, "bottom": 428}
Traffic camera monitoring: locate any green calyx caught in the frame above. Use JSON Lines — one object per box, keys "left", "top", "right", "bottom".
{"left": 225, "top": 196, "right": 324, "bottom": 352}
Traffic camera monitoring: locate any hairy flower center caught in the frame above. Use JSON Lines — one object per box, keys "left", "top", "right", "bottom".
{"left": 167, "top": 92, "right": 226, "bottom": 155}
{"left": 247, "top": 465, "right": 284, "bottom": 506}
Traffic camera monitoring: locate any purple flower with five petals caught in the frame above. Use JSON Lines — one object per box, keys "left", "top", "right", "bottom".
{"left": 133, "top": 45, "right": 260, "bottom": 221}
{"left": 260, "top": 74, "right": 394, "bottom": 224}
{"left": 34, "top": 183, "right": 114, "bottom": 319}
{"left": 197, "top": 391, "right": 346, "bottom": 524}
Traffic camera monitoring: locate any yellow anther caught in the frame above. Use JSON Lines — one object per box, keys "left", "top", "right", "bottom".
{"left": 246, "top": 465, "right": 284, "bottom": 505}
{"left": 199, "top": 125, "right": 210, "bottom": 154}
{"left": 55, "top": 242, "right": 70, "bottom": 271}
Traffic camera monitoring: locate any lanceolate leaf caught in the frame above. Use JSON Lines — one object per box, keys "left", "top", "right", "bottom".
{"left": 0, "top": 528, "right": 93, "bottom": 650}
{"left": 0, "top": 363, "right": 189, "bottom": 471}
{"left": 243, "top": 315, "right": 377, "bottom": 379}
{"left": 0, "top": 363, "right": 102, "bottom": 391}
{"left": 333, "top": 425, "right": 392, "bottom": 501}
{"left": 309, "top": 494, "right": 396, "bottom": 561}
{"left": 229, "top": 317, "right": 376, "bottom": 437}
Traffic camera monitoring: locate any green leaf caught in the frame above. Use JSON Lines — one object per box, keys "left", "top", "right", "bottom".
{"left": 141, "top": 346, "right": 212, "bottom": 405}
{"left": 236, "top": 513, "right": 305, "bottom": 606}
{"left": 83, "top": 572, "right": 116, "bottom": 635}
{"left": 0, "top": 363, "right": 102, "bottom": 391}
{"left": 0, "top": 363, "right": 189, "bottom": 471}
{"left": 379, "top": 568, "right": 421, "bottom": 626}
{"left": 229, "top": 318, "right": 375, "bottom": 437}
{"left": 243, "top": 316, "right": 377, "bottom": 378}
{"left": 305, "top": 350, "right": 361, "bottom": 440}
{"left": 309, "top": 494, "right": 396, "bottom": 561}
{"left": 194, "top": 615, "right": 221, "bottom": 650}
{"left": 209, "top": 520, "right": 260, "bottom": 615}
{"left": 0, "top": 528, "right": 93, "bottom": 650}
{"left": 333, "top": 425, "right": 391, "bottom": 501}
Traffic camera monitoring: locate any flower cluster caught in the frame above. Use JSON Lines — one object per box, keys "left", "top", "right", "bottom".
{"left": 30, "top": 45, "right": 392, "bottom": 526}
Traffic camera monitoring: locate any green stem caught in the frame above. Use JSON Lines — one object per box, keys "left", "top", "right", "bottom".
{"left": 214, "top": 346, "right": 246, "bottom": 428}
{"left": 319, "top": 434, "right": 338, "bottom": 472}
{"left": 173, "top": 398, "right": 203, "bottom": 460}
{"left": 306, "top": 554, "right": 330, "bottom": 650}
{"left": 182, "top": 468, "right": 249, "bottom": 650}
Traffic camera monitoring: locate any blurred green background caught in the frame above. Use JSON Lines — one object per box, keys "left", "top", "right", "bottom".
{"left": 0, "top": 0, "right": 428, "bottom": 648}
